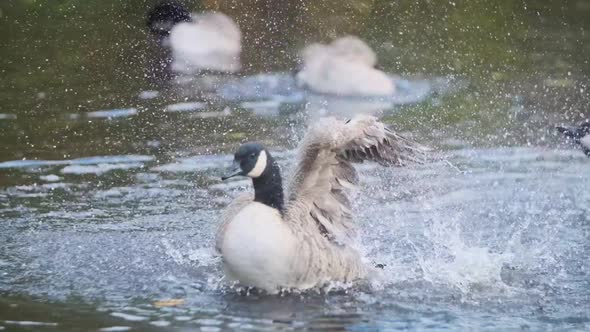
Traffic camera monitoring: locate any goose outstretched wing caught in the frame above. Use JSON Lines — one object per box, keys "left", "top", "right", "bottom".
{"left": 285, "top": 115, "right": 427, "bottom": 244}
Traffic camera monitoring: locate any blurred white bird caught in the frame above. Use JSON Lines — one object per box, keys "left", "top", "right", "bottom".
{"left": 147, "top": 1, "right": 241, "bottom": 74}
{"left": 297, "top": 36, "right": 395, "bottom": 97}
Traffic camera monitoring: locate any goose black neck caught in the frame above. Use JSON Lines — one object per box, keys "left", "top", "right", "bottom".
{"left": 252, "top": 157, "right": 285, "bottom": 213}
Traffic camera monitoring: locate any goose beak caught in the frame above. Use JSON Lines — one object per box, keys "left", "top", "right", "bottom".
{"left": 221, "top": 161, "right": 243, "bottom": 180}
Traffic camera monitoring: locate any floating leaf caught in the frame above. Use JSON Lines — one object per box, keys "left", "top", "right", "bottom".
{"left": 153, "top": 299, "right": 185, "bottom": 308}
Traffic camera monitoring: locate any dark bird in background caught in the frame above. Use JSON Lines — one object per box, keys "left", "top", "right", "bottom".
{"left": 147, "top": 1, "right": 191, "bottom": 38}
{"left": 556, "top": 120, "right": 590, "bottom": 157}
{"left": 144, "top": 1, "right": 191, "bottom": 82}
{"left": 145, "top": 0, "right": 241, "bottom": 81}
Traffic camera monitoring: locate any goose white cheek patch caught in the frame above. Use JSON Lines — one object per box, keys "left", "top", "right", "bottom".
{"left": 248, "top": 151, "right": 267, "bottom": 178}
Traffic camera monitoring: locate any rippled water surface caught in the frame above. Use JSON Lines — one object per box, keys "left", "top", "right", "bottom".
{"left": 1, "top": 145, "right": 589, "bottom": 331}
{"left": 1, "top": 0, "right": 590, "bottom": 331}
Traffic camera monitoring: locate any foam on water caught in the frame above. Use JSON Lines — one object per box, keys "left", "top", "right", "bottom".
{"left": 153, "top": 154, "right": 232, "bottom": 173}
{"left": 149, "top": 320, "right": 171, "bottom": 327}
{"left": 2, "top": 320, "right": 58, "bottom": 327}
{"left": 109, "top": 313, "right": 148, "bottom": 322}
{"left": 70, "top": 155, "right": 155, "bottom": 165}
{"left": 215, "top": 73, "right": 449, "bottom": 105}
{"left": 87, "top": 108, "right": 138, "bottom": 119}
{"left": 240, "top": 100, "right": 282, "bottom": 117}
{"left": 138, "top": 90, "right": 159, "bottom": 100}
{"left": 165, "top": 101, "right": 208, "bottom": 113}
{"left": 0, "top": 159, "right": 69, "bottom": 169}
{"left": 0, "top": 114, "right": 17, "bottom": 120}
{"left": 99, "top": 326, "right": 131, "bottom": 332}
{"left": 61, "top": 163, "right": 145, "bottom": 175}
{"left": 39, "top": 174, "right": 62, "bottom": 182}
{"left": 0, "top": 155, "right": 154, "bottom": 170}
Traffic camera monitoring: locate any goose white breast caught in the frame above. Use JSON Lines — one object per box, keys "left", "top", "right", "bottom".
{"left": 221, "top": 202, "right": 296, "bottom": 290}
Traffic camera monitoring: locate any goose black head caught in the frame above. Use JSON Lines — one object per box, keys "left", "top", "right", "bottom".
{"left": 222, "top": 143, "right": 269, "bottom": 180}
{"left": 147, "top": 1, "right": 191, "bottom": 37}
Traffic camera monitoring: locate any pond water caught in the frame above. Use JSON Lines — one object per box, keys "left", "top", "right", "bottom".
{"left": 1, "top": 0, "right": 590, "bottom": 331}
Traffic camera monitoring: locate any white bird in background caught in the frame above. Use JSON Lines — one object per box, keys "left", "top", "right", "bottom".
{"left": 169, "top": 12, "right": 241, "bottom": 73}
{"left": 147, "top": 1, "right": 241, "bottom": 74}
{"left": 297, "top": 36, "right": 396, "bottom": 97}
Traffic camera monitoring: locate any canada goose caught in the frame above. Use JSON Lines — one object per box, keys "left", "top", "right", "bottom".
{"left": 147, "top": 1, "right": 241, "bottom": 74}
{"left": 296, "top": 36, "right": 395, "bottom": 97}
{"left": 216, "top": 115, "right": 426, "bottom": 293}
{"left": 557, "top": 120, "right": 590, "bottom": 156}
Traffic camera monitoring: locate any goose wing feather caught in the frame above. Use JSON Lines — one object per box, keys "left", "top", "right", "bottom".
{"left": 285, "top": 115, "right": 427, "bottom": 244}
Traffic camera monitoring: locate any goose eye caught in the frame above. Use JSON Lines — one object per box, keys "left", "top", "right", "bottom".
{"left": 249, "top": 153, "right": 256, "bottom": 159}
